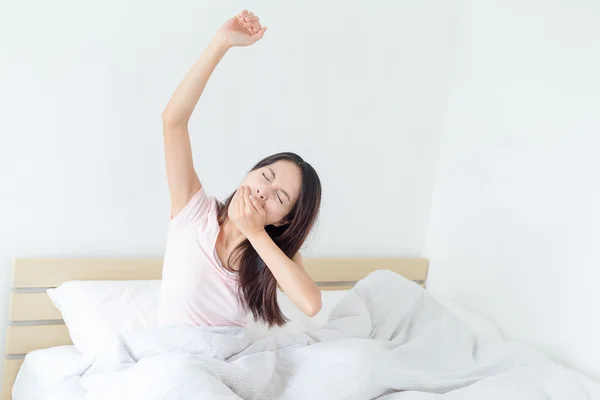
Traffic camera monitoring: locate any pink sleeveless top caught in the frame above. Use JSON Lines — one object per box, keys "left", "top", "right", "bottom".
{"left": 158, "top": 187, "right": 248, "bottom": 327}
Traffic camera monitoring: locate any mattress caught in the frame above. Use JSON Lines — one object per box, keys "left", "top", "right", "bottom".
{"left": 13, "top": 290, "right": 503, "bottom": 399}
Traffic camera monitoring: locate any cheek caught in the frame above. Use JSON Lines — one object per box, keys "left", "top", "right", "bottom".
{"left": 263, "top": 202, "right": 287, "bottom": 223}
{"left": 240, "top": 176, "right": 256, "bottom": 187}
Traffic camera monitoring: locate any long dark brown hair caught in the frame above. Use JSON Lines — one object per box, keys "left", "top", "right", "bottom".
{"left": 217, "top": 152, "right": 322, "bottom": 327}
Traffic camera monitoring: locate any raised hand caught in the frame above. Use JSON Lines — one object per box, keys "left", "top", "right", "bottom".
{"left": 216, "top": 10, "right": 268, "bottom": 48}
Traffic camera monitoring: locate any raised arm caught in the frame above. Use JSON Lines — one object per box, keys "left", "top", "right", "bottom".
{"left": 162, "top": 10, "right": 267, "bottom": 219}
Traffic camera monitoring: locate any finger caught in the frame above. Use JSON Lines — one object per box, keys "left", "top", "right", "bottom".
{"left": 248, "top": 194, "right": 266, "bottom": 217}
{"left": 243, "top": 186, "right": 251, "bottom": 211}
{"left": 236, "top": 187, "right": 244, "bottom": 215}
{"left": 244, "top": 15, "right": 260, "bottom": 23}
{"left": 245, "top": 186, "right": 253, "bottom": 212}
{"left": 236, "top": 19, "right": 253, "bottom": 34}
{"left": 249, "top": 22, "right": 261, "bottom": 33}
{"left": 244, "top": 186, "right": 251, "bottom": 209}
{"left": 250, "top": 27, "right": 267, "bottom": 43}
{"left": 233, "top": 188, "right": 238, "bottom": 215}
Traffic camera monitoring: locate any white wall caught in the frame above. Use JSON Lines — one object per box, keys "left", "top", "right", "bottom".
{"left": 425, "top": 0, "right": 600, "bottom": 380}
{"left": 0, "top": 0, "right": 460, "bottom": 379}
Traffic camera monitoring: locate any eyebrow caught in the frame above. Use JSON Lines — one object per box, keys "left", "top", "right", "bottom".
{"left": 269, "top": 167, "right": 291, "bottom": 202}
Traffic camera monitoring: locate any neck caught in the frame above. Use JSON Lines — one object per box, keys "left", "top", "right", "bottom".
{"left": 218, "top": 217, "right": 247, "bottom": 255}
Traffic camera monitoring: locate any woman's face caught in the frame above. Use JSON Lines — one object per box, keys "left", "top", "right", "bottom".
{"left": 238, "top": 160, "right": 302, "bottom": 226}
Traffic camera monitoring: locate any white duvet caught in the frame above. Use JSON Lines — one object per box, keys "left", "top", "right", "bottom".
{"left": 63, "top": 271, "right": 600, "bottom": 399}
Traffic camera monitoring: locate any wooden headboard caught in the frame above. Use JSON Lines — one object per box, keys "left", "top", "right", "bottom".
{"left": 3, "top": 257, "right": 429, "bottom": 399}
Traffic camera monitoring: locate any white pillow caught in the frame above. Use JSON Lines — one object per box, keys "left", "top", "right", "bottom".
{"left": 48, "top": 280, "right": 503, "bottom": 361}
{"left": 48, "top": 279, "right": 348, "bottom": 359}
{"left": 47, "top": 280, "right": 161, "bottom": 362}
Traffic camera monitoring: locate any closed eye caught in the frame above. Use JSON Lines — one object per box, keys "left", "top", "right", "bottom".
{"left": 262, "top": 172, "right": 270, "bottom": 182}
{"left": 277, "top": 194, "right": 283, "bottom": 204}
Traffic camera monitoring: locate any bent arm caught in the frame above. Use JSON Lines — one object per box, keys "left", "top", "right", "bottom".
{"left": 248, "top": 232, "right": 322, "bottom": 317}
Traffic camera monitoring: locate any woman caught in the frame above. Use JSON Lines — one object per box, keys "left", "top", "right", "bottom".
{"left": 158, "top": 10, "right": 322, "bottom": 329}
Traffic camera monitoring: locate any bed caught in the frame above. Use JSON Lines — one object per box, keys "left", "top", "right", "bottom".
{"left": 6, "top": 257, "right": 588, "bottom": 399}
{"left": 4, "top": 256, "right": 440, "bottom": 400}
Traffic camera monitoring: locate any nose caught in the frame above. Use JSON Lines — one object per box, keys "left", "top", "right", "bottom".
{"left": 255, "top": 187, "right": 267, "bottom": 201}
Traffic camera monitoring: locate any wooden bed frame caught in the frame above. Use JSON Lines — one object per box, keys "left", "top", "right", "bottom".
{"left": 2, "top": 257, "right": 429, "bottom": 399}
